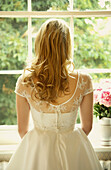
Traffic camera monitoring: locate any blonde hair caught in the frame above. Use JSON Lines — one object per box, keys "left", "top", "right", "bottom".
{"left": 23, "top": 19, "right": 73, "bottom": 102}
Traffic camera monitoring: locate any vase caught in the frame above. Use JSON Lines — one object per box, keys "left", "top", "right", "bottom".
{"left": 99, "top": 117, "right": 111, "bottom": 146}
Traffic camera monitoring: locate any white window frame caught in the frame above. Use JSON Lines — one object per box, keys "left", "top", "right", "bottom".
{"left": 0, "top": 9, "right": 111, "bottom": 74}
{"left": 0, "top": 0, "right": 111, "bottom": 151}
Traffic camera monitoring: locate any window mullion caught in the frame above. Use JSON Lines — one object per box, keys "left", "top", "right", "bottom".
{"left": 69, "top": 0, "right": 73, "bottom": 10}
{"left": 0, "top": 69, "right": 111, "bottom": 75}
{"left": 28, "top": 0, "right": 31, "bottom": 11}
{"left": 28, "top": 0, "right": 32, "bottom": 60}
{"left": 0, "top": 11, "right": 111, "bottom": 18}
{"left": 69, "top": 0, "right": 74, "bottom": 60}
{"left": 70, "top": 16, "right": 74, "bottom": 59}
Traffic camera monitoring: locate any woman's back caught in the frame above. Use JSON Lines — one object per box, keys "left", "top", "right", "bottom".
{"left": 6, "top": 19, "right": 102, "bottom": 170}
{"left": 15, "top": 72, "right": 93, "bottom": 131}
{"left": 6, "top": 71, "right": 102, "bottom": 170}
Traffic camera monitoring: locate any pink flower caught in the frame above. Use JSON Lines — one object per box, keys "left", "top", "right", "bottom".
{"left": 94, "top": 79, "right": 111, "bottom": 107}
{"left": 97, "top": 88, "right": 102, "bottom": 91}
{"left": 99, "top": 90, "right": 111, "bottom": 107}
{"left": 94, "top": 88, "right": 102, "bottom": 103}
{"left": 94, "top": 93, "right": 99, "bottom": 103}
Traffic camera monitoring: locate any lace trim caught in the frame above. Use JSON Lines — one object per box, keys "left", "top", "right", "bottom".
{"left": 71, "top": 94, "right": 83, "bottom": 112}
{"left": 78, "top": 76, "right": 87, "bottom": 90}
{"left": 83, "top": 88, "right": 94, "bottom": 96}
{"left": 31, "top": 105, "right": 76, "bottom": 132}
{"left": 47, "top": 104, "right": 67, "bottom": 112}
{"left": 14, "top": 90, "right": 26, "bottom": 98}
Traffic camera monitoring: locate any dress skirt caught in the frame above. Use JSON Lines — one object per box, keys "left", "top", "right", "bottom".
{"left": 6, "top": 127, "right": 102, "bottom": 170}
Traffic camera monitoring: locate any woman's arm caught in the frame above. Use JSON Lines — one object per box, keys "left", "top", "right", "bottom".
{"left": 16, "top": 94, "right": 30, "bottom": 138}
{"left": 80, "top": 92, "right": 93, "bottom": 136}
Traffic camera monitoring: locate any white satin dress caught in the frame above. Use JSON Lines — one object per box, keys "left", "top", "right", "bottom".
{"left": 6, "top": 72, "right": 102, "bottom": 170}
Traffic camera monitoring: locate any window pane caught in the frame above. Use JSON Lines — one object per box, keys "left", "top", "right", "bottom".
{"left": 32, "top": 0, "right": 69, "bottom": 11}
{"left": 74, "top": 17, "right": 111, "bottom": 71}
{"left": 90, "top": 73, "right": 111, "bottom": 82}
{"left": 0, "top": 18, "right": 28, "bottom": 70}
{"left": 0, "top": 0, "right": 27, "bottom": 11}
{"left": 74, "top": 0, "right": 111, "bottom": 10}
{"left": 0, "top": 74, "right": 20, "bottom": 125}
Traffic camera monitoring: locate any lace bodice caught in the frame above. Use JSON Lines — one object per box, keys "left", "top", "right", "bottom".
{"left": 15, "top": 72, "right": 93, "bottom": 132}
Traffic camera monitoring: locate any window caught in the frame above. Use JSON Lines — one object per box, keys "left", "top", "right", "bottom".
{"left": 0, "top": 0, "right": 111, "bottom": 125}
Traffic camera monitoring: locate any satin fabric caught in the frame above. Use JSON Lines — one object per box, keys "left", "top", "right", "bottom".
{"left": 6, "top": 127, "right": 102, "bottom": 170}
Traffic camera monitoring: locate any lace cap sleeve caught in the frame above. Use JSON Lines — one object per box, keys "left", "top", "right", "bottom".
{"left": 15, "top": 75, "right": 25, "bottom": 97}
{"left": 83, "top": 74, "right": 93, "bottom": 96}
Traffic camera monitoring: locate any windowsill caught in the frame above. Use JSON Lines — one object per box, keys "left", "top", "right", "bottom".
{"left": 75, "top": 123, "right": 111, "bottom": 152}
{"left": 0, "top": 123, "right": 111, "bottom": 161}
{"left": 88, "top": 124, "right": 111, "bottom": 152}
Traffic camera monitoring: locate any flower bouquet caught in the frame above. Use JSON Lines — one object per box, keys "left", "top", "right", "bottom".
{"left": 94, "top": 79, "right": 111, "bottom": 146}
{"left": 94, "top": 79, "right": 111, "bottom": 119}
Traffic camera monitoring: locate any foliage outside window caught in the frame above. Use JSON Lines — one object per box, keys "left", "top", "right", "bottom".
{"left": 0, "top": 0, "right": 111, "bottom": 125}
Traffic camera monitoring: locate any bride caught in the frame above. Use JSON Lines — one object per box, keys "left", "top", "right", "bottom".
{"left": 6, "top": 19, "right": 102, "bottom": 170}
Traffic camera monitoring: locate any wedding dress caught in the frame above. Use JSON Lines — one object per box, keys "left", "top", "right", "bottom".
{"left": 6, "top": 72, "right": 102, "bottom": 170}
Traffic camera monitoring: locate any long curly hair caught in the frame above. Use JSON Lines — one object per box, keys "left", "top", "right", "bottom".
{"left": 23, "top": 19, "right": 74, "bottom": 102}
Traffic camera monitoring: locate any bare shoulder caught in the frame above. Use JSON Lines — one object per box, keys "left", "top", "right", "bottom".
{"left": 78, "top": 72, "right": 92, "bottom": 81}
{"left": 16, "top": 74, "right": 24, "bottom": 86}
{"left": 69, "top": 71, "right": 92, "bottom": 82}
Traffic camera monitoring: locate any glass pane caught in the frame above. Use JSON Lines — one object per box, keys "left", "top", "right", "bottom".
{"left": 32, "top": 0, "right": 69, "bottom": 11}
{"left": 0, "top": 0, "right": 27, "bottom": 11}
{"left": 0, "top": 18, "right": 28, "bottom": 70}
{"left": 0, "top": 74, "right": 20, "bottom": 125}
{"left": 91, "top": 73, "right": 111, "bottom": 83}
{"left": 74, "top": 17, "right": 111, "bottom": 71}
{"left": 74, "top": 0, "right": 111, "bottom": 10}
{"left": 32, "top": 18, "right": 70, "bottom": 57}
